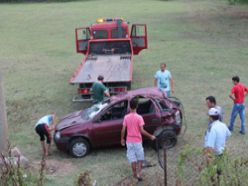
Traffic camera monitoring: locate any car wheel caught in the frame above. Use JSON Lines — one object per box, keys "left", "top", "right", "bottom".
{"left": 153, "top": 129, "right": 177, "bottom": 150}
{"left": 69, "top": 138, "right": 90, "bottom": 158}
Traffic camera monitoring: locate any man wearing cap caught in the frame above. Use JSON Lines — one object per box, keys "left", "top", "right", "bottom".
{"left": 204, "top": 108, "right": 231, "bottom": 178}
{"left": 91, "top": 75, "right": 110, "bottom": 104}
{"left": 204, "top": 108, "right": 231, "bottom": 164}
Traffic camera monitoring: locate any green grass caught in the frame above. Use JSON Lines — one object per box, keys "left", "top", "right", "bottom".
{"left": 1, "top": 0, "right": 248, "bottom": 185}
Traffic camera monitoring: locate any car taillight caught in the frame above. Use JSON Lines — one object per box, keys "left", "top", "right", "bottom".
{"left": 78, "top": 88, "right": 90, "bottom": 95}
{"left": 114, "top": 87, "right": 127, "bottom": 93}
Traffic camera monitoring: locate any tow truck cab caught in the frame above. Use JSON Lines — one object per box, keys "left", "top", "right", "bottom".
{"left": 70, "top": 18, "right": 148, "bottom": 102}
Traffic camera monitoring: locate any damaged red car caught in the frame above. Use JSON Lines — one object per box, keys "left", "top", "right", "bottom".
{"left": 54, "top": 87, "right": 184, "bottom": 158}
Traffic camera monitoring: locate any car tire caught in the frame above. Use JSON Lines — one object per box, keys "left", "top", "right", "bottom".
{"left": 69, "top": 138, "right": 90, "bottom": 158}
{"left": 152, "top": 129, "right": 177, "bottom": 150}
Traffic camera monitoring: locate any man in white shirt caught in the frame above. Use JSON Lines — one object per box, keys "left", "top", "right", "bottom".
{"left": 204, "top": 108, "right": 231, "bottom": 157}
{"left": 204, "top": 108, "right": 231, "bottom": 179}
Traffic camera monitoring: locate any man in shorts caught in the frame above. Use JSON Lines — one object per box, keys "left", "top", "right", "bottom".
{"left": 35, "top": 113, "right": 56, "bottom": 157}
{"left": 154, "top": 63, "right": 174, "bottom": 97}
{"left": 121, "top": 99, "right": 156, "bottom": 181}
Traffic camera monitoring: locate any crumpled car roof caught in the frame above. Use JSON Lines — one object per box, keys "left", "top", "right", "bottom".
{"left": 111, "top": 87, "right": 166, "bottom": 101}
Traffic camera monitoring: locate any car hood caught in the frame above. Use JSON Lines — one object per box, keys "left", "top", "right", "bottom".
{"left": 56, "top": 111, "right": 86, "bottom": 130}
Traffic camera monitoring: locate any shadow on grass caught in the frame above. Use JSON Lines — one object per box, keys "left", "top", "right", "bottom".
{"left": 0, "top": 0, "right": 96, "bottom": 4}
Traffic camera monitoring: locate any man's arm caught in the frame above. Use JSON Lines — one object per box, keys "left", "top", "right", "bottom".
{"left": 245, "top": 87, "right": 248, "bottom": 97}
{"left": 170, "top": 77, "right": 174, "bottom": 94}
{"left": 154, "top": 79, "right": 157, "bottom": 87}
{"left": 203, "top": 147, "right": 215, "bottom": 165}
{"left": 104, "top": 90, "right": 110, "bottom": 97}
{"left": 121, "top": 125, "right": 126, "bottom": 146}
{"left": 140, "top": 126, "right": 156, "bottom": 140}
{"left": 229, "top": 92, "right": 235, "bottom": 102}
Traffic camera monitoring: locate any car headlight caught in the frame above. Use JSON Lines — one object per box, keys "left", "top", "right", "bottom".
{"left": 54, "top": 131, "right": 61, "bottom": 140}
{"left": 175, "top": 111, "right": 181, "bottom": 125}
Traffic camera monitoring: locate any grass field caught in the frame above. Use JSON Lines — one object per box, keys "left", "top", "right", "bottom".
{"left": 1, "top": 0, "right": 248, "bottom": 185}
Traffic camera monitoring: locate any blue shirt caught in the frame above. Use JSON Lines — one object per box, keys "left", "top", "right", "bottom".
{"left": 154, "top": 70, "right": 172, "bottom": 92}
{"left": 204, "top": 120, "right": 231, "bottom": 155}
{"left": 35, "top": 115, "right": 53, "bottom": 127}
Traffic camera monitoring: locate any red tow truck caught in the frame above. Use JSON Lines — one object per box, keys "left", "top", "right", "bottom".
{"left": 70, "top": 18, "right": 148, "bottom": 101}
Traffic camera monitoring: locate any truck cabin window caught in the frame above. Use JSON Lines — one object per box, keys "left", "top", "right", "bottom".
{"left": 93, "top": 30, "right": 108, "bottom": 39}
{"left": 111, "top": 28, "right": 127, "bottom": 38}
{"left": 89, "top": 41, "right": 131, "bottom": 55}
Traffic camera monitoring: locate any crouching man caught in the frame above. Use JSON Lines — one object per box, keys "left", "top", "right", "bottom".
{"left": 121, "top": 99, "right": 156, "bottom": 181}
{"left": 35, "top": 113, "right": 56, "bottom": 157}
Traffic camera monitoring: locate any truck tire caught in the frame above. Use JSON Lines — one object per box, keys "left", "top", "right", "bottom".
{"left": 152, "top": 129, "right": 177, "bottom": 150}
{"left": 69, "top": 138, "right": 90, "bottom": 158}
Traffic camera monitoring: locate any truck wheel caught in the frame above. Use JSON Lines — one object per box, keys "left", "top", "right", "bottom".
{"left": 69, "top": 138, "right": 90, "bottom": 158}
{"left": 152, "top": 129, "right": 177, "bottom": 150}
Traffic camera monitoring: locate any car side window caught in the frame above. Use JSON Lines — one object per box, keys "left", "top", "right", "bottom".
{"left": 157, "top": 99, "right": 170, "bottom": 111}
{"left": 100, "top": 101, "right": 128, "bottom": 121}
{"left": 136, "top": 98, "right": 155, "bottom": 115}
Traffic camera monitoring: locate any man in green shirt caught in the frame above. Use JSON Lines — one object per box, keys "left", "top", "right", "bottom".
{"left": 91, "top": 75, "right": 110, "bottom": 103}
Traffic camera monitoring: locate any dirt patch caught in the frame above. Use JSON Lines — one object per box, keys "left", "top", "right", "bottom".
{"left": 31, "top": 159, "right": 76, "bottom": 177}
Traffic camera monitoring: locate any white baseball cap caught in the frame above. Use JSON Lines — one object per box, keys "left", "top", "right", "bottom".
{"left": 208, "top": 108, "right": 220, "bottom": 116}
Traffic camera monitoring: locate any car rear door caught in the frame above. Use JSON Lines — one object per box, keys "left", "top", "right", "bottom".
{"left": 91, "top": 100, "right": 128, "bottom": 147}
{"left": 75, "top": 27, "right": 91, "bottom": 54}
{"left": 131, "top": 24, "right": 148, "bottom": 55}
{"left": 136, "top": 98, "right": 161, "bottom": 135}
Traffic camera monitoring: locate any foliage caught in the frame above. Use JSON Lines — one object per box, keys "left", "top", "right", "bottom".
{"left": 177, "top": 145, "right": 248, "bottom": 185}
{"left": 0, "top": 144, "right": 46, "bottom": 186}
{"left": 227, "top": 0, "right": 248, "bottom": 5}
{"left": 75, "top": 171, "right": 92, "bottom": 186}
{"left": 0, "top": 0, "right": 248, "bottom": 185}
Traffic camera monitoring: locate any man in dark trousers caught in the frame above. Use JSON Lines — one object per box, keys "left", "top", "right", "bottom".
{"left": 91, "top": 75, "right": 110, "bottom": 104}
{"left": 228, "top": 76, "right": 248, "bottom": 134}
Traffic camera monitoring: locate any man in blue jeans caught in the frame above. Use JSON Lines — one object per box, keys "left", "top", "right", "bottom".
{"left": 228, "top": 76, "right": 248, "bottom": 135}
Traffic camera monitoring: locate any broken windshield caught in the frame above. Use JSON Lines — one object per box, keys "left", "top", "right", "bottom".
{"left": 80, "top": 100, "right": 110, "bottom": 120}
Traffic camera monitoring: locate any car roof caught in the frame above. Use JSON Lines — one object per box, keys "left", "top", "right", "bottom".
{"left": 110, "top": 87, "right": 166, "bottom": 102}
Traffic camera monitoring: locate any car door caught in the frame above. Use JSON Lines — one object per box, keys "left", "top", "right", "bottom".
{"left": 136, "top": 97, "right": 161, "bottom": 136}
{"left": 131, "top": 24, "right": 148, "bottom": 55}
{"left": 91, "top": 100, "right": 128, "bottom": 147}
{"left": 75, "top": 27, "right": 91, "bottom": 54}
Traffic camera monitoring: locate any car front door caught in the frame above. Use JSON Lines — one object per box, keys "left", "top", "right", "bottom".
{"left": 91, "top": 100, "right": 128, "bottom": 147}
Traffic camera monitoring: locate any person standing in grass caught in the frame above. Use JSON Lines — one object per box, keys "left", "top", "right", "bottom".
{"left": 206, "top": 96, "right": 224, "bottom": 121}
{"left": 121, "top": 99, "right": 156, "bottom": 181}
{"left": 204, "top": 108, "right": 231, "bottom": 177}
{"left": 228, "top": 76, "right": 248, "bottom": 135}
{"left": 154, "top": 63, "right": 174, "bottom": 97}
{"left": 35, "top": 113, "right": 56, "bottom": 157}
{"left": 91, "top": 75, "right": 110, "bottom": 104}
